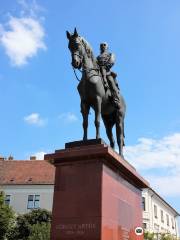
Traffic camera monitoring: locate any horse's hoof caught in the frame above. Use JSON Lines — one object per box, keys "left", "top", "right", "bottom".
{"left": 110, "top": 142, "right": 115, "bottom": 149}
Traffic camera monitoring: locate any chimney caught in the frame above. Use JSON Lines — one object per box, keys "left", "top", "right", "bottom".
{"left": 30, "top": 156, "right": 36, "bottom": 161}
{"left": 8, "top": 155, "right": 13, "bottom": 160}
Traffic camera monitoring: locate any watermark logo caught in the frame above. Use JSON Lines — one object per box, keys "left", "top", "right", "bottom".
{"left": 135, "top": 227, "right": 143, "bottom": 236}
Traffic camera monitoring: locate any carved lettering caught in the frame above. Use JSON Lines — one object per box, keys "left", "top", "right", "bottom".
{"left": 56, "top": 223, "right": 96, "bottom": 235}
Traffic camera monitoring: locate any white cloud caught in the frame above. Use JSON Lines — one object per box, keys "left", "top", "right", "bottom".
{"left": 58, "top": 112, "right": 78, "bottom": 123}
{"left": 24, "top": 113, "right": 46, "bottom": 126}
{"left": 124, "top": 133, "right": 180, "bottom": 196}
{"left": 145, "top": 174, "right": 180, "bottom": 197}
{"left": 124, "top": 133, "right": 180, "bottom": 170}
{"left": 33, "top": 151, "right": 46, "bottom": 160}
{"left": 18, "top": 0, "right": 45, "bottom": 18}
{"left": 0, "top": 0, "right": 46, "bottom": 66}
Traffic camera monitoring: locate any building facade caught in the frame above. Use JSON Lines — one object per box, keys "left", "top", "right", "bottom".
{"left": 142, "top": 188, "right": 179, "bottom": 237}
{"left": 0, "top": 157, "right": 179, "bottom": 237}
{"left": 0, "top": 157, "right": 54, "bottom": 214}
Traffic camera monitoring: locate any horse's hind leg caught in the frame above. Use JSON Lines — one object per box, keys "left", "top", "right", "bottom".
{"left": 107, "top": 125, "right": 115, "bottom": 149}
{"left": 102, "top": 114, "right": 115, "bottom": 149}
{"left": 81, "top": 101, "right": 90, "bottom": 140}
{"left": 116, "top": 113, "right": 125, "bottom": 156}
{"left": 94, "top": 97, "right": 102, "bottom": 139}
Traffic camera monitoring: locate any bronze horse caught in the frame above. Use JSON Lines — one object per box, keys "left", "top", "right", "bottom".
{"left": 66, "top": 28, "right": 126, "bottom": 155}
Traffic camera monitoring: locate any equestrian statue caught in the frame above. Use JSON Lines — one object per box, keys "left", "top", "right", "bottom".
{"left": 66, "top": 28, "right": 126, "bottom": 156}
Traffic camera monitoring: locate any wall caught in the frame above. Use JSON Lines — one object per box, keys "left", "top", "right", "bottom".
{"left": 2, "top": 184, "right": 54, "bottom": 214}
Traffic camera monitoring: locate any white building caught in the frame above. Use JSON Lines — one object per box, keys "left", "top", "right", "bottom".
{"left": 142, "top": 188, "right": 179, "bottom": 237}
{"left": 0, "top": 156, "right": 54, "bottom": 214}
{"left": 0, "top": 157, "right": 179, "bottom": 237}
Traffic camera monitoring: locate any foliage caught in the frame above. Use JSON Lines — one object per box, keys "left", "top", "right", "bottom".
{"left": 8, "top": 208, "right": 52, "bottom": 240}
{"left": 27, "top": 223, "right": 51, "bottom": 240}
{"left": 0, "top": 191, "right": 15, "bottom": 240}
{"left": 144, "top": 231, "right": 179, "bottom": 240}
{"left": 23, "top": 208, "right": 52, "bottom": 225}
{"left": 160, "top": 233, "right": 178, "bottom": 240}
{"left": 144, "top": 231, "right": 155, "bottom": 240}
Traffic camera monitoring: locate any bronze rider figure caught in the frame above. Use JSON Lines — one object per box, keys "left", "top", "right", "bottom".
{"left": 97, "top": 42, "right": 121, "bottom": 108}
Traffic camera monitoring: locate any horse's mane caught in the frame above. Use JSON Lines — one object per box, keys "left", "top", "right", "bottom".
{"left": 80, "top": 37, "right": 98, "bottom": 67}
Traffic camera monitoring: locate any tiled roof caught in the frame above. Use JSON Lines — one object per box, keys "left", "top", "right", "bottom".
{"left": 0, "top": 159, "right": 55, "bottom": 185}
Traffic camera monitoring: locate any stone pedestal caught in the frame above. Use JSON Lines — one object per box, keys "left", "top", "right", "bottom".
{"left": 45, "top": 139, "right": 149, "bottom": 240}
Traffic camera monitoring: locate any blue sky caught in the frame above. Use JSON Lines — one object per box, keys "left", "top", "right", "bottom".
{"left": 0, "top": 0, "right": 180, "bottom": 227}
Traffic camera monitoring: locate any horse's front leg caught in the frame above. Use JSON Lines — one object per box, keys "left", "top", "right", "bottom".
{"left": 81, "top": 101, "right": 90, "bottom": 140}
{"left": 94, "top": 97, "right": 102, "bottom": 139}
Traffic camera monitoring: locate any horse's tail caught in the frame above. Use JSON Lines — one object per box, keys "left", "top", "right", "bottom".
{"left": 123, "top": 119, "right": 125, "bottom": 146}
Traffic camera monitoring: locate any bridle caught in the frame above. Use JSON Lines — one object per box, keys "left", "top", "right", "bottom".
{"left": 71, "top": 40, "right": 100, "bottom": 81}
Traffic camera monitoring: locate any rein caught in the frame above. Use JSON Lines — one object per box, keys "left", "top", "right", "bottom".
{"left": 72, "top": 53, "right": 100, "bottom": 82}
{"left": 73, "top": 67, "right": 81, "bottom": 82}
{"left": 72, "top": 66, "right": 100, "bottom": 82}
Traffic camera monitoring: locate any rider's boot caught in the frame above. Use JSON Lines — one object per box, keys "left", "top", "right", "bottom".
{"left": 100, "top": 67, "right": 109, "bottom": 91}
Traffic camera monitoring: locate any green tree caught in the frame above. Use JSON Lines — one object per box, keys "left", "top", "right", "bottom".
{"left": 160, "top": 233, "right": 177, "bottom": 240}
{"left": 144, "top": 231, "right": 155, "bottom": 240}
{"left": 144, "top": 231, "right": 179, "bottom": 240}
{"left": 25, "top": 208, "right": 52, "bottom": 225}
{"left": 0, "top": 191, "right": 15, "bottom": 240}
{"left": 8, "top": 209, "right": 51, "bottom": 240}
{"left": 28, "top": 223, "right": 51, "bottom": 240}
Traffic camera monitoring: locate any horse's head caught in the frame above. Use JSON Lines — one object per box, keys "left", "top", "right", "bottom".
{"left": 66, "top": 28, "right": 84, "bottom": 69}
{"left": 66, "top": 28, "right": 95, "bottom": 70}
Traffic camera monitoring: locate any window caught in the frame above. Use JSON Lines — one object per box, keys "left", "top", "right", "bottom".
{"left": 171, "top": 218, "right": 175, "bottom": 229}
{"left": 142, "top": 197, "right": 146, "bottom": 211}
{"left": 5, "top": 195, "right": 11, "bottom": 205}
{"left": 34, "top": 195, "right": 40, "bottom": 208}
{"left": 27, "top": 195, "right": 34, "bottom": 209}
{"left": 154, "top": 224, "right": 159, "bottom": 233}
{"left": 143, "top": 223, "right": 147, "bottom": 229}
{"left": 166, "top": 214, "right": 169, "bottom": 226}
{"left": 27, "top": 195, "right": 40, "bottom": 209}
{"left": 161, "top": 210, "right": 164, "bottom": 223}
{"left": 154, "top": 205, "right": 158, "bottom": 218}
